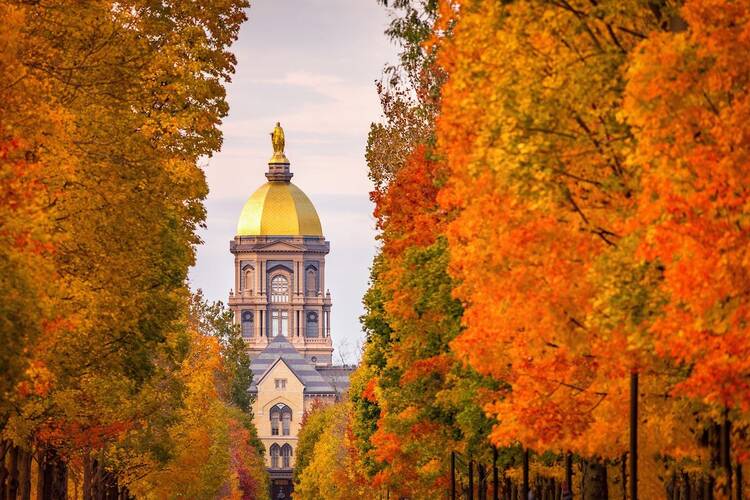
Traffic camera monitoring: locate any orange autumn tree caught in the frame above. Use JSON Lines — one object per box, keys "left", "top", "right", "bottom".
{"left": 347, "top": 1, "right": 501, "bottom": 496}
{"left": 132, "top": 325, "right": 267, "bottom": 499}
{"left": 623, "top": 0, "right": 750, "bottom": 488}
{"left": 0, "top": 1, "right": 265, "bottom": 497}
{"left": 433, "top": 0, "right": 690, "bottom": 495}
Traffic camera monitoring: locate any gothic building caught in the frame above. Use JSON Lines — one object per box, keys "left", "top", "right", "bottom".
{"left": 227, "top": 123, "right": 353, "bottom": 498}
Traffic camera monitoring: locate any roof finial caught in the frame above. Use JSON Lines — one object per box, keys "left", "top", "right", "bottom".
{"left": 266, "top": 122, "right": 293, "bottom": 181}
{"left": 269, "top": 122, "right": 289, "bottom": 164}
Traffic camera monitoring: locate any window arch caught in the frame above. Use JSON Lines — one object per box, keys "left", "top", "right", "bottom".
{"left": 281, "top": 444, "right": 293, "bottom": 468}
{"left": 270, "top": 444, "right": 280, "bottom": 469}
{"left": 241, "top": 310, "right": 253, "bottom": 338}
{"left": 269, "top": 404, "right": 292, "bottom": 436}
{"left": 271, "top": 274, "right": 289, "bottom": 303}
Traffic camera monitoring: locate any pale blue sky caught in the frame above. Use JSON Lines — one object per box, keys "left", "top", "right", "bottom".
{"left": 189, "top": 1, "right": 398, "bottom": 363}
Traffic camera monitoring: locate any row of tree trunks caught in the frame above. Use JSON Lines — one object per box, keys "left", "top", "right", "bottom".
{"left": 0, "top": 442, "right": 136, "bottom": 500}
{"left": 666, "top": 473, "right": 715, "bottom": 500}
{"left": 502, "top": 479, "right": 563, "bottom": 500}
{"left": 1, "top": 441, "right": 34, "bottom": 500}
{"left": 37, "top": 446, "right": 68, "bottom": 500}
{"left": 83, "top": 453, "right": 132, "bottom": 500}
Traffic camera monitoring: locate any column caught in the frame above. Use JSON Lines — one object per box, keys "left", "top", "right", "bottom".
{"left": 318, "top": 308, "right": 325, "bottom": 338}
{"left": 298, "top": 261, "right": 302, "bottom": 296}
{"left": 255, "top": 308, "right": 261, "bottom": 338}
{"left": 235, "top": 259, "right": 240, "bottom": 292}
{"left": 320, "top": 260, "right": 325, "bottom": 296}
{"left": 255, "top": 259, "right": 260, "bottom": 294}
{"left": 260, "top": 260, "right": 265, "bottom": 295}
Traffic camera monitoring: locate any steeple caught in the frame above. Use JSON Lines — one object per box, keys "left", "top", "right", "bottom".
{"left": 266, "top": 122, "right": 293, "bottom": 182}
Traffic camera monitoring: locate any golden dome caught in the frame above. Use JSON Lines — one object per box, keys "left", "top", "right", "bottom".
{"left": 237, "top": 181, "right": 323, "bottom": 237}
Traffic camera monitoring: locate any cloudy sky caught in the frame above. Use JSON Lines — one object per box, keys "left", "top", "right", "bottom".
{"left": 189, "top": 1, "right": 398, "bottom": 363}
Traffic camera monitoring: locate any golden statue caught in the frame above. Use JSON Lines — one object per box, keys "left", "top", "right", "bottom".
{"left": 271, "top": 122, "right": 285, "bottom": 153}
{"left": 269, "top": 122, "right": 289, "bottom": 163}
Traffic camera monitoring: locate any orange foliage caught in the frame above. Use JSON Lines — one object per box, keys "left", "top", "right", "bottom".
{"left": 624, "top": 0, "right": 750, "bottom": 412}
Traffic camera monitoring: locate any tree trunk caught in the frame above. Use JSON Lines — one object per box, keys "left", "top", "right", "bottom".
{"left": 0, "top": 441, "right": 8, "bottom": 500}
{"left": 18, "top": 448, "right": 32, "bottom": 500}
{"left": 721, "top": 409, "right": 732, "bottom": 497}
{"left": 581, "top": 458, "right": 608, "bottom": 500}
{"left": 505, "top": 476, "right": 511, "bottom": 500}
{"left": 8, "top": 445, "right": 19, "bottom": 500}
{"left": 94, "top": 458, "right": 104, "bottom": 500}
{"left": 83, "top": 452, "right": 92, "bottom": 500}
{"left": 736, "top": 463, "right": 743, "bottom": 500}
{"left": 523, "top": 449, "right": 530, "bottom": 500}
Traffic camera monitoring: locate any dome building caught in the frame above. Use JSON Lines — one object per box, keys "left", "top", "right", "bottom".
{"left": 228, "top": 123, "right": 353, "bottom": 498}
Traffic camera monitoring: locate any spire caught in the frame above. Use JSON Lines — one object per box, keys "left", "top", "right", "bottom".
{"left": 266, "top": 122, "right": 293, "bottom": 182}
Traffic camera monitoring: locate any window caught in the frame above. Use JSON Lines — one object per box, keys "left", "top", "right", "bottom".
{"left": 281, "top": 444, "right": 292, "bottom": 468}
{"left": 241, "top": 265, "right": 254, "bottom": 292}
{"left": 305, "top": 267, "right": 317, "bottom": 296}
{"left": 306, "top": 311, "right": 318, "bottom": 338}
{"left": 274, "top": 378, "right": 287, "bottom": 390}
{"left": 271, "top": 275, "right": 289, "bottom": 303}
{"left": 271, "top": 411, "right": 280, "bottom": 436}
{"left": 270, "top": 444, "right": 280, "bottom": 469}
{"left": 270, "top": 404, "right": 292, "bottom": 437}
{"left": 241, "top": 311, "right": 253, "bottom": 338}
{"left": 282, "top": 411, "right": 291, "bottom": 436}
{"left": 271, "top": 309, "right": 289, "bottom": 337}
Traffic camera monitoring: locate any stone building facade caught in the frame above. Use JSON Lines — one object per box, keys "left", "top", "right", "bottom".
{"left": 227, "top": 124, "right": 353, "bottom": 499}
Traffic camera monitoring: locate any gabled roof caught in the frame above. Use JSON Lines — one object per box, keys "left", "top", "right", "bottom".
{"left": 254, "top": 357, "right": 303, "bottom": 387}
{"left": 249, "top": 336, "right": 335, "bottom": 394}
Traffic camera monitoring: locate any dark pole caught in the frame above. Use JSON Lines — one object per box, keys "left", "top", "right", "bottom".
{"left": 493, "top": 447, "right": 499, "bottom": 500}
{"left": 565, "top": 451, "right": 573, "bottom": 492}
{"left": 523, "top": 449, "right": 529, "bottom": 500}
{"left": 451, "top": 451, "right": 456, "bottom": 500}
{"left": 630, "top": 371, "right": 638, "bottom": 500}
{"left": 469, "top": 460, "right": 475, "bottom": 500}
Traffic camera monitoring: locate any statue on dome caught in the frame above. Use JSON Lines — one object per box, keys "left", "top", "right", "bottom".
{"left": 271, "top": 122, "right": 285, "bottom": 154}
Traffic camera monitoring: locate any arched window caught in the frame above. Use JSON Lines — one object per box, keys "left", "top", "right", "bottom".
{"left": 305, "top": 311, "right": 318, "bottom": 338}
{"left": 243, "top": 268, "right": 254, "bottom": 293}
{"left": 271, "top": 275, "right": 289, "bottom": 303}
{"left": 241, "top": 310, "right": 253, "bottom": 338}
{"left": 270, "top": 444, "right": 280, "bottom": 469}
{"left": 240, "top": 264, "right": 255, "bottom": 292}
{"left": 281, "top": 444, "right": 293, "bottom": 468}
{"left": 270, "top": 404, "right": 292, "bottom": 436}
{"left": 305, "top": 267, "right": 317, "bottom": 296}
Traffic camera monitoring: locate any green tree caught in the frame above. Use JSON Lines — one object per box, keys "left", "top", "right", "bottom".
{"left": 190, "top": 290, "right": 254, "bottom": 413}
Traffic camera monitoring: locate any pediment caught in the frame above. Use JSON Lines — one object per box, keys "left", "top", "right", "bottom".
{"left": 255, "top": 240, "right": 305, "bottom": 252}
